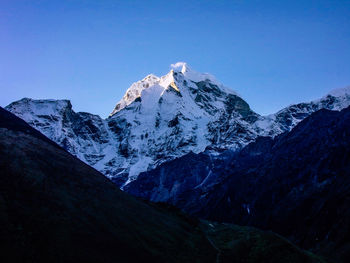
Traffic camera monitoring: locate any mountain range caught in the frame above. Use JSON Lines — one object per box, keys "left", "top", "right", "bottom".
{"left": 5, "top": 63, "right": 350, "bottom": 187}
{"left": 3, "top": 63, "right": 350, "bottom": 262}
{"left": 125, "top": 106, "right": 350, "bottom": 262}
{"left": 0, "top": 106, "right": 325, "bottom": 263}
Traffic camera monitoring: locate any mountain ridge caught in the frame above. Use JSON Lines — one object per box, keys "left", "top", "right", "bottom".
{"left": 0, "top": 106, "right": 326, "bottom": 263}
{"left": 5, "top": 63, "right": 350, "bottom": 185}
{"left": 125, "top": 105, "right": 350, "bottom": 262}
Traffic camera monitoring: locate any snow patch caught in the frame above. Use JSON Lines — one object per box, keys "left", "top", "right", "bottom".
{"left": 170, "top": 62, "right": 187, "bottom": 71}
{"left": 328, "top": 86, "right": 350, "bottom": 97}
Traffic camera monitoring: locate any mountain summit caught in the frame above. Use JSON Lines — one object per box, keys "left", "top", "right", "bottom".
{"left": 110, "top": 62, "right": 238, "bottom": 116}
{"left": 106, "top": 62, "right": 257, "bottom": 184}
{"left": 5, "top": 64, "right": 350, "bottom": 186}
{"left": 170, "top": 62, "right": 219, "bottom": 84}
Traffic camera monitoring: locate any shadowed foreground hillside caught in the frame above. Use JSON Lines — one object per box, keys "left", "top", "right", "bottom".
{"left": 0, "top": 107, "right": 325, "bottom": 263}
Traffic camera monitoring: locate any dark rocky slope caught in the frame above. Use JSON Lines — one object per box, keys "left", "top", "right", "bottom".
{"left": 126, "top": 107, "right": 350, "bottom": 262}
{"left": 0, "top": 107, "right": 324, "bottom": 263}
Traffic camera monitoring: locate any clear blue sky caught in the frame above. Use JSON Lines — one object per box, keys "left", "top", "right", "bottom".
{"left": 1, "top": 0, "right": 349, "bottom": 118}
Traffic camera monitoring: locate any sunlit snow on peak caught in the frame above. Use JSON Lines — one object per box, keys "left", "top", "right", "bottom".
{"left": 110, "top": 63, "right": 240, "bottom": 116}
{"left": 170, "top": 62, "right": 216, "bottom": 84}
{"left": 328, "top": 86, "right": 350, "bottom": 97}
{"left": 142, "top": 74, "right": 160, "bottom": 81}
{"left": 170, "top": 62, "right": 187, "bottom": 72}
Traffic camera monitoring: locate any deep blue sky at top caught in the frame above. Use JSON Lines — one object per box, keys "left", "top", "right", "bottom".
{"left": 1, "top": 0, "right": 350, "bottom": 117}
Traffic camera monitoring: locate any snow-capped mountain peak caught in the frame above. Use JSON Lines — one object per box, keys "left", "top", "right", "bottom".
{"left": 6, "top": 63, "right": 350, "bottom": 187}
{"left": 94, "top": 63, "right": 259, "bottom": 184}
{"left": 110, "top": 74, "right": 160, "bottom": 116}
{"left": 5, "top": 64, "right": 261, "bottom": 185}
{"left": 327, "top": 86, "right": 350, "bottom": 98}
{"left": 111, "top": 62, "right": 240, "bottom": 118}
{"left": 171, "top": 61, "right": 219, "bottom": 85}
{"left": 7, "top": 98, "right": 73, "bottom": 121}
{"left": 170, "top": 61, "right": 187, "bottom": 72}
{"left": 110, "top": 66, "right": 185, "bottom": 117}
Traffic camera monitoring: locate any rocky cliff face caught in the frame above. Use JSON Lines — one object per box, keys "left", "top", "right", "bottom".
{"left": 5, "top": 63, "right": 350, "bottom": 186}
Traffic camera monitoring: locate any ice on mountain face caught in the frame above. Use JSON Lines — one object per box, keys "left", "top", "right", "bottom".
{"left": 5, "top": 64, "right": 350, "bottom": 187}
{"left": 170, "top": 62, "right": 238, "bottom": 96}
{"left": 110, "top": 74, "right": 160, "bottom": 116}
{"left": 6, "top": 98, "right": 117, "bottom": 175}
{"left": 170, "top": 62, "right": 187, "bottom": 71}
{"left": 173, "top": 62, "right": 211, "bottom": 84}
{"left": 107, "top": 68, "right": 223, "bottom": 183}
{"left": 170, "top": 62, "right": 216, "bottom": 83}
{"left": 7, "top": 98, "right": 71, "bottom": 120}
{"left": 253, "top": 86, "right": 350, "bottom": 136}
{"left": 321, "top": 86, "right": 350, "bottom": 111}
{"left": 328, "top": 86, "right": 350, "bottom": 97}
